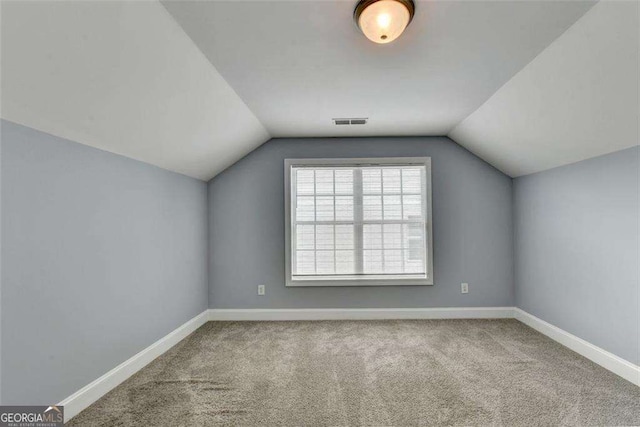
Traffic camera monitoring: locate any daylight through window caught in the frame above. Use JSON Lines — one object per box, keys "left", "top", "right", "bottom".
{"left": 285, "top": 158, "right": 432, "bottom": 286}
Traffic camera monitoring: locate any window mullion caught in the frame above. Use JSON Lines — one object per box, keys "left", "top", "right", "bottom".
{"left": 354, "top": 168, "right": 364, "bottom": 274}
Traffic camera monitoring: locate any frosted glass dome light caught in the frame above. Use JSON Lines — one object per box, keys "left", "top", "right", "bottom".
{"left": 354, "top": 0, "right": 415, "bottom": 44}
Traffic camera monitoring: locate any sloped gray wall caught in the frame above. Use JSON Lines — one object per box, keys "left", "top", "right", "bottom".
{"left": 0, "top": 120, "right": 208, "bottom": 404}
{"left": 514, "top": 146, "right": 639, "bottom": 364}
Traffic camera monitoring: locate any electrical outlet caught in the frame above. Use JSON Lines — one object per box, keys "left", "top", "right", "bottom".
{"left": 461, "top": 283, "right": 469, "bottom": 294}
{"left": 257, "top": 285, "right": 265, "bottom": 296}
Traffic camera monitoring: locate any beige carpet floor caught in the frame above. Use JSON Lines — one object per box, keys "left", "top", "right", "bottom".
{"left": 68, "top": 319, "right": 640, "bottom": 426}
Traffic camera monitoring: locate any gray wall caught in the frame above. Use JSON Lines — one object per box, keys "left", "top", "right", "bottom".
{"left": 514, "top": 146, "right": 639, "bottom": 364}
{"left": 0, "top": 120, "right": 208, "bottom": 404}
{"left": 208, "top": 137, "right": 514, "bottom": 309}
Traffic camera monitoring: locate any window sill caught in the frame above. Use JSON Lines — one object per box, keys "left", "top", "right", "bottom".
{"left": 286, "top": 276, "right": 433, "bottom": 287}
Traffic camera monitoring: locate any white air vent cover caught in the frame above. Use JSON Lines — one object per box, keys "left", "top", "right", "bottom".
{"left": 333, "top": 118, "right": 368, "bottom": 125}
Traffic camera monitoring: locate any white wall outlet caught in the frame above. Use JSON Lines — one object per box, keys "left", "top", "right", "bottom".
{"left": 461, "top": 283, "right": 469, "bottom": 294}
{"left": 257, "top": 285, "right": 265, "bottom": 296}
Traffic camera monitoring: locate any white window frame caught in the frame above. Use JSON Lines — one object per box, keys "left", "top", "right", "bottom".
{"left": 284, "top": 157, "right": 433, "bottom": 287}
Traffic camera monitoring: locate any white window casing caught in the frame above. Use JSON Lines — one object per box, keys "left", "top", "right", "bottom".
{"left": 284, "top": 157, "right": 433, "bottom": 287}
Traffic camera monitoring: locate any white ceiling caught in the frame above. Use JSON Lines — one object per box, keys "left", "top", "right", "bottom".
{"left": 2, "top": 0, "right": 635, "bottom": 181}
{"left": 162, "top": 0, "right": 596, "bottom": 139}
{"left": 1, "top": 1, "right": 268, "bottom": 181}
{"left": 450, "top": 0, "right": 639, "bottom": 177}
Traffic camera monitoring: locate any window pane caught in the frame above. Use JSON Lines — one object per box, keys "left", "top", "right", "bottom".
{"left": 315, "top": 169, "right": 334, "bottom": 195}
{"left": 296, "top": 196, "right": 315, "bottom": 221}
{"left": 316, "top": 225, "right": 334, "bottom": 250}
{"left": 362, "top": 168, "right": 381, "bottom": 194}
{"left": 383, "top": 224, "right": 402, "bottom": 249}
{"left": 316, "top": 251, "right": 335, "bottom": 274}
{"left": 402, "top": 168, "right": 421, "bottom": 194}
{"left": 363, "top": 195, "right": 382, "bottom": 220}
{"left": 383, "top": 168, "right": 401, "bottom": 193}
{"left": 296, "top": 251, "right": 315, "bottom": 275}
{"left": 296, "top": 169, "right": 315, "bottom": 195}
{"left": 316, "top": 196, "right": 334, "bottom": 221}
{"left": 335, "top": 196, "right": 353, "bottom": 221}
{"left": 296, "top": 224, "right": 315, "bottom": 250}
{"left": 404, "top": 223, "right": 424, "bottom": 250}
{"left": 335, "top": 170, "right": 353, "bottom": 195}
{"left": 404, "top": 248, "right": 424, "bottom": 273}
{"left": 384, "top": 250, "right": 403, "bottom": 273}
{"left": 336, "top": 250, "right": 355, "bottom": 274}
{"left": 363, "top": 224, "right": 382, "bottom": 249}
{"left": 404, "top": 223, "right": 425, "bottom": 274}
{"left": 383, "top": 195, "right": 402, "bottom": 220}
{"left": 335, "top": 225, "right": 354, "bottom": 249}
{"left": 363, "top": 250, "right": 383, "bottom": 274}
{"left": 403, "top": 195, "right": 422, "bottom": 220}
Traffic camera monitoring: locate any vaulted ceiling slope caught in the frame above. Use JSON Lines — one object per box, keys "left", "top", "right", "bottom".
{"left": 2, "top": 1, "right": 632, "bottom": 181}
{"left": 0, "top": 1, "right": 269, "bottom": 181}
{"left": 162, "top": 0, "right": 595, "bottom": 140}
{"left": 450, "top": 0, "right": 639, "bottom": 177}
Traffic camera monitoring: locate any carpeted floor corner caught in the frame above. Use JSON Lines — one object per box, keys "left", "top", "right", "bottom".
{"left": 68, "top": 319, "right": 640, "bottom": 426}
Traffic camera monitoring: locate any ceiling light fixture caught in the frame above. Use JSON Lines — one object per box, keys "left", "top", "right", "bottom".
{"left": 354, "top": 0, "right": 415, "bottom": 44}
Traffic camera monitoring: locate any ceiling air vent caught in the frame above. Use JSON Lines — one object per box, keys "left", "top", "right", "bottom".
{"left": 333, "top": 118, "right": 368, "bottom": 125}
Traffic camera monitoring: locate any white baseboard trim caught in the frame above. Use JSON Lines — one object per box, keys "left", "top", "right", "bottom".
{"left": 514, "top": 308, "right": 640, "bottom": 386}
{"left": 59, "top": 310, "right": 209, "bottom": 422}
{"left": 207, "top": 307, "right": 515, "bottom": 321}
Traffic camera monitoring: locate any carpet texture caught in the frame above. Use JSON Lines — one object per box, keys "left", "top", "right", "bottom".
{"left": 68, "top": 320, "right": 640, "bottom": 426}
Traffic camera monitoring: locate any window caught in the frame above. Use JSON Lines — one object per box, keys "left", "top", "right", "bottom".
{"left": 285, "top": 157, "right": 433, "bottom": 286}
